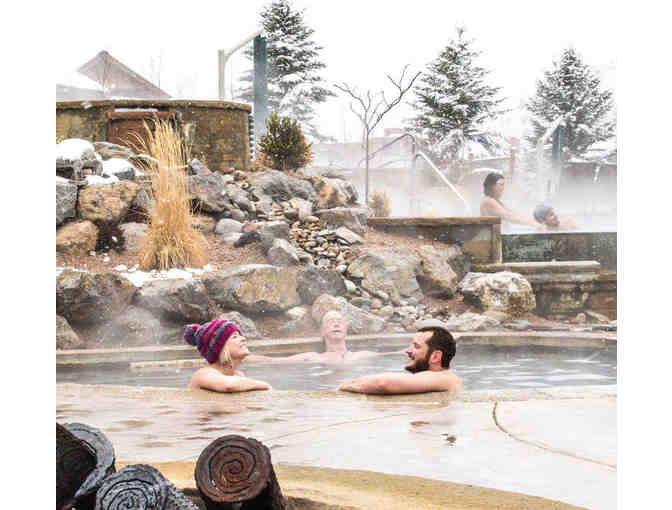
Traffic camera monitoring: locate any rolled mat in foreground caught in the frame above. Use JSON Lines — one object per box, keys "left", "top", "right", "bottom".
{"left": 95, "top": 464, "right": 167, "bottom": 510}
{"left": 195, "top": 435, "right": 286, "bottom": 510}
{"left": 94, "top": 464, "right": 199, "bottom": 510}
{"left": 57, "top": 423, "right": 97, "bottom": 510}
{"left": 64, "top": 422, "right": 116, "bottom": 509}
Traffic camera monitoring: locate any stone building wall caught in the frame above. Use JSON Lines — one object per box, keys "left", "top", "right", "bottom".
{"left": 56, "top": 99, "right": 252, "bottom": 172}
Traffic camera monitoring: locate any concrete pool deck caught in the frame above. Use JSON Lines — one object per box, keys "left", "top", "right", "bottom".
{"left": 56, "top": 332, "right": 616, "bottom": 509}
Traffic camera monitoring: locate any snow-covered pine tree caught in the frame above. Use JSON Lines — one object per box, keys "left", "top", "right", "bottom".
{"left": 525, "top": 47, "right": 615, "bottom": 160}
{"left": 237, "top": 0, "right": 335, "bottom": 141}
{"left": 406, "top": 27, "right": 506, "bottom": 167}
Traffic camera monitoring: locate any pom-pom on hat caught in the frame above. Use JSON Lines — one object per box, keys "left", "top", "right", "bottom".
{"left": 184, "top": 319, "right": 241, "bottom": 364}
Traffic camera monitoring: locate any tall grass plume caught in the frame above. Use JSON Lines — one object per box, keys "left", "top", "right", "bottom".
{"left": 132, "top": 120, "right": 208, "bottom": 271}
{"left": 368, "top": 190, "right": 391, "bottom": 217}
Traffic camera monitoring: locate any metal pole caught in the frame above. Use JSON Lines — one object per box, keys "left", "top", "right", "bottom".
{"left": 410, "top": 137, "right": 416, "bottom": 216}
{"left": 217, "top": 29, "right": 263, "bottom": 100}
{"left": 253, "top": 35, "right": 268, "bottom": 145}
{"left": 218, "top": 50, "right": 226, "bottom": 100}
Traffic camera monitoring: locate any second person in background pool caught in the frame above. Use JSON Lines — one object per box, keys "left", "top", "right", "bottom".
{"left": 244, "top": 310, "right": 400, "bottom": 364}
{"left": 480, "top": 172, "right": 543, "bottom": 230}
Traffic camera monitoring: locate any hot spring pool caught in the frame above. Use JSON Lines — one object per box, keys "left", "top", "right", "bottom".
{"left": 56, "top": 343, "right": 616, "bottom": 391}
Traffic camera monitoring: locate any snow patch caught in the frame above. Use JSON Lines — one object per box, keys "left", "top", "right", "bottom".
{"left": 56, "top": 138, "right": 94, "bottom": 161}
{"left": 103, "top": 157, "right": 136, "bottom": 175}
{"left": 85, "top": 174, "right": 119, "bottom": 185}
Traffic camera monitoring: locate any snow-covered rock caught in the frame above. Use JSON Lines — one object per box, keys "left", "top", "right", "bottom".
{"left": 56, "top": 138, "right": 102, "bottom": 179}
{"left": 102, "top": 158, "right": 136, "bottom": 181}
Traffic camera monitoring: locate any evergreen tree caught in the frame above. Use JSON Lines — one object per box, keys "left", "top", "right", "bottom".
{"left": 526, "top": 47, "right": 615, "bottom": 160}
{"left": 406, "top": 27, "right": 506, "bottom": 166}
{"left": 238, "top": 0, "right": 335, "bottom": 141}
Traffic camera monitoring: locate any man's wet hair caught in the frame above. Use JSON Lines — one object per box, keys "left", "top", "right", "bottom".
{"left": 418, "top": 326, "right": 456, "bottom": 368}
{"left": 483, "top": 172, "right": 504, "bottom": 198}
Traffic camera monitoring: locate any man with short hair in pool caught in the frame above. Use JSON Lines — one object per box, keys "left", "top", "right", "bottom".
{"left": 184, "top": 319, "right": 272, "bottom": 392}
{"left": 245, "top": 309, "right": 386, "bottom": 364}
{"left": 533, "top": 204, "right": 580, "bottom": 231}
{"left": 338, "top": 320, "right": 463, "bottom": 394}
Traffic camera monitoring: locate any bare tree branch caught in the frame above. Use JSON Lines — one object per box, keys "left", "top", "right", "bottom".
{"left": 333, "top": 64, "right": 421, "bottom": 203}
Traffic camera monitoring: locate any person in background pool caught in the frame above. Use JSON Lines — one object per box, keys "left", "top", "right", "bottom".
{"left": 533, "top": 204, "right": 580, "bottom": 231}
{"left": 245, "top": 309, "right": 396, "bottom": 364}
{"left": 184, "top": 319, "right": 272, "bottom": 392}
{"left": 338, "top": 320, "right": 463, "bottom": 395}
{"left": 480, "top": 172, "right": 542, "bottom": 230}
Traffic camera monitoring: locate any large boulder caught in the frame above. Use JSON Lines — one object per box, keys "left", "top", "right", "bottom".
{"left": 314, "top": 177, "right": 359, "bottom": 209}
{"left": 458, "top": 271, "right": 536, "bottom": 317}
{"left": 56, "top": 220, "right": 99, "bottom": 257}
{"left": 416, "top": 245, "right": 459, "bottom": 298}
{"left": 216, "top": 310, "right": 262, "bottom": 340}
{"left": 249, "top": 191, "right": 275, "bottom": 217}
{"left": 56, "top": 270, "right": 136, "bottom": 325}
{"left": 226, "top": 183, "right": 255, "bottom": 214}
{"left": 78, "top": 181, "right": 140, "bottom": 224}
{"left": 315, "top": 207, "right": 369, "bottom": 234}
{"left": 347, "top": 248, "right": 422, "bottom": 303}
{"left": 444, "top": 312, "right": 501, "bottom": 332}
{"left": 203, "top": 264, "right": 300, "bottom": 314}
{"left": 56, "top": 178, "right": 78, "bottom": 226}
{"left": 93, "top": 141, "right": 136, "bottom": 160}
{"left": 88, "top": 306, "right": 167, "bottom": 347}
{"left": 215, "top": 218, "right": 244, "bottom": 237}
{"left": 134, "top": 278, "right": 212, "bottom": 323}
{"left": 56, "top": 315, "right": 84, "bottom": 350}
{"left": 189, "top": 158, "right": 213, "bottom": 176}
{"left": 267, "top": 238, "right": 300, "bottom": 267}
{"left": 443, "top": 244, "right": 471, "bottom": 282}
{"left": 296, "top": 266, "right": 346, "bottom": 304}
{"left": 118, "top": 223, "right": 148, "bottom": 254}
{"left": 101, "top": 158, "right": 136, "bottom": 181}
{"left": 187, "top": 172, "right": 234, "bottom": 213}
{"left": 247, "top": 170, "right": 317, "bottom": 202}
{"left": 311, "top": 294, "right": 385, "bottom": 335}
{"left": 259, "top": 221, "right": 290, "bottom": 251}
{"left": 333, "top": 226, "right": 363, "bottom": 245}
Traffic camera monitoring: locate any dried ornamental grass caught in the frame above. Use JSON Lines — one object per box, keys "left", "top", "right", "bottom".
{"left": 132, "top": 120, "right": 208, "bottom": 271}
{"left": 368, "top": 190, "right": 391, "bottom": 217}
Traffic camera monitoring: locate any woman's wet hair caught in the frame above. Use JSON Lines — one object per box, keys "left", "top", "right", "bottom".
{"left": 419, "top": 327, "right": 457, "bottom": 368}
{"left": 483, "top": 172, "right": 504, "bottom": 197}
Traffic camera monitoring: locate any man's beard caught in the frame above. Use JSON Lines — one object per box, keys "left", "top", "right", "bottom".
{"left": 405, "top": 351, "right": 431, "bottom": 373}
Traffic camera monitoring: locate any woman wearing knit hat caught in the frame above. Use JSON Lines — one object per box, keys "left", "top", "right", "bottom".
{"left": 184, "top": 319, "right": 271, "bottom": 392}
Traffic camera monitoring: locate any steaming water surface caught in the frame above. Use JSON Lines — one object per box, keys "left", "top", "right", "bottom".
{"left": 57, "top": 344, "right": 616, "bottom": 391}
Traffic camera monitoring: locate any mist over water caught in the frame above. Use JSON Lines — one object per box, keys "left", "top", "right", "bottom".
{"left": 313, "top": 143, "right": 616, "bottom": 233}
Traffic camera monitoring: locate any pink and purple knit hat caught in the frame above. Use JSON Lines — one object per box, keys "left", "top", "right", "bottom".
{"left": 184, "top": 319, "right": 241, "bottom": 364}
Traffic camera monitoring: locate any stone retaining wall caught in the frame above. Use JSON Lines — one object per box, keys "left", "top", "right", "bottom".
{"left": 56, "top": 99, "right": 251, "bottom": 172}
{"left": 502, "top": 231, "right": 616, "bottom": 271}
{"left": 368, "top": 217, "right": 501, "bottom": 265}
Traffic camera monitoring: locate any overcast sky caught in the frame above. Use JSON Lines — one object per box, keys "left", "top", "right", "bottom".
{"left": 55, "top": 0, "right": 618, "bottom": 142}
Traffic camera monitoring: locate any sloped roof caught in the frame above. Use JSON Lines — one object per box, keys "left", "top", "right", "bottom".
{"left": 76, "top": 50, "right": 171, "bottom": 99}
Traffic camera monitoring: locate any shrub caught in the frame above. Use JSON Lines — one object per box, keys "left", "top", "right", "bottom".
{"left": 368, "top": 190, "right": 391, "bottom": 217}
{"left": 257, "top": 112, "right": 313, "bottom": 171}
{"left": 132, "top": 120, "right": 209, "bottom": 271}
